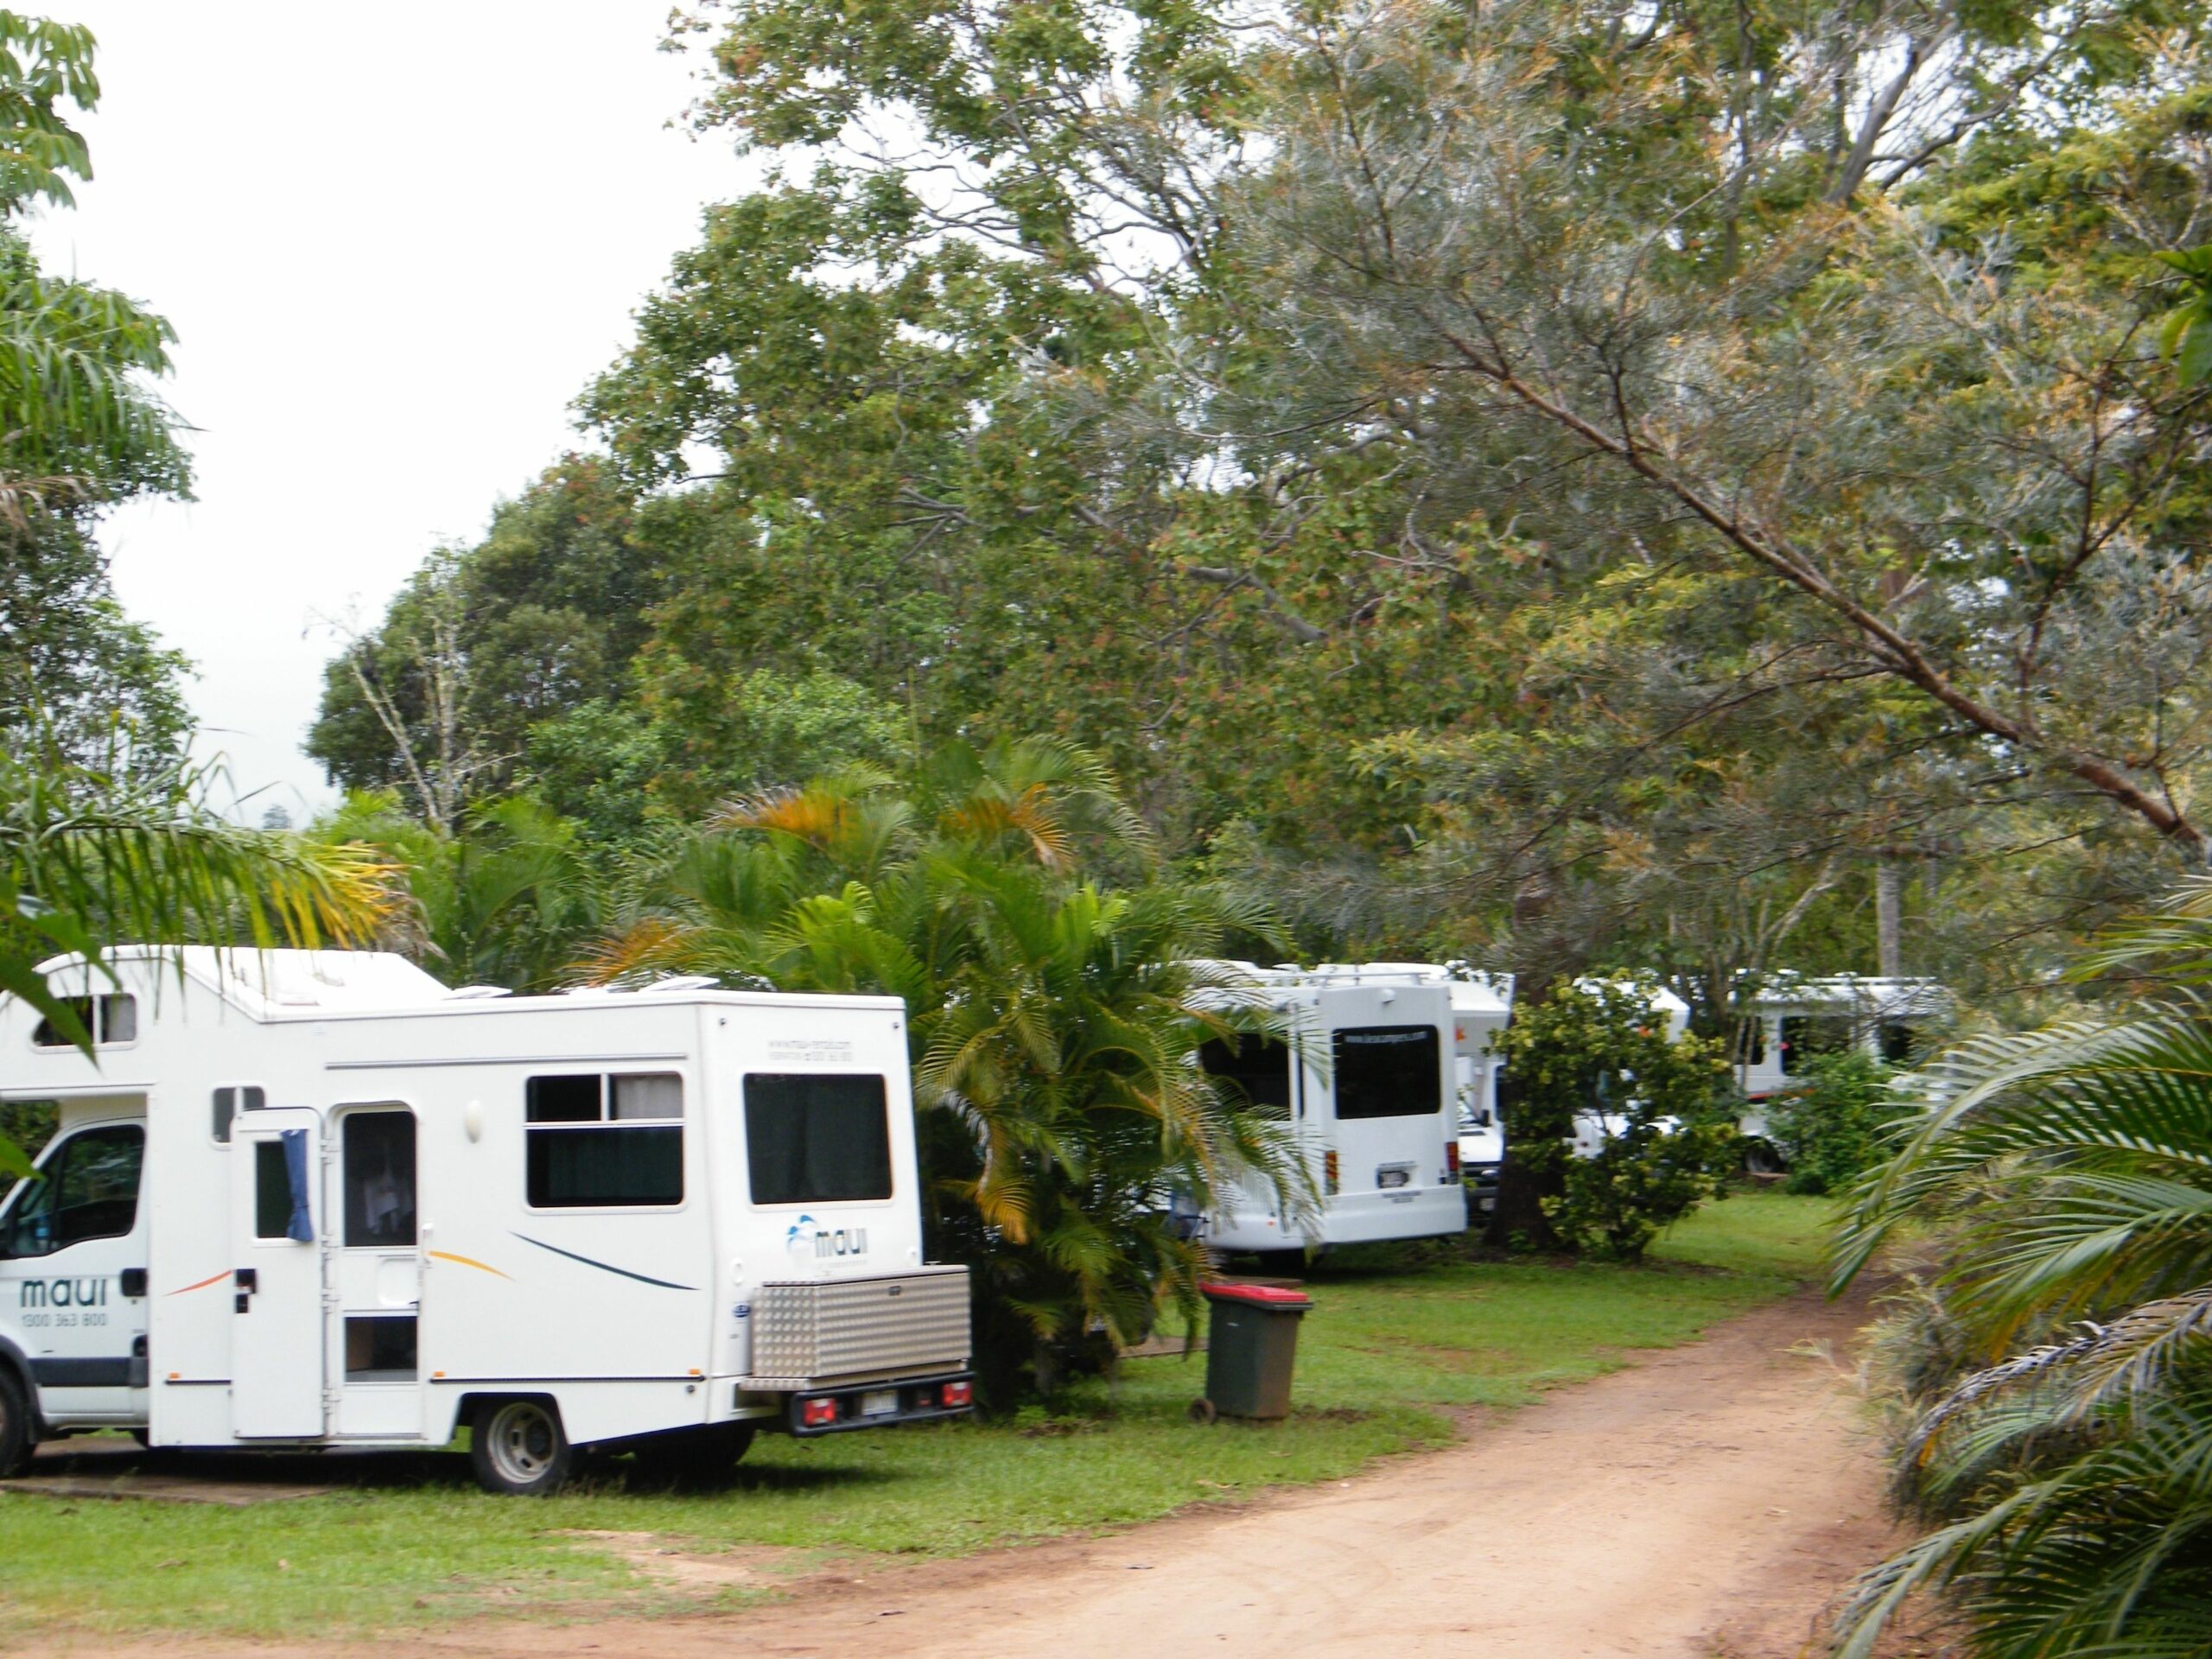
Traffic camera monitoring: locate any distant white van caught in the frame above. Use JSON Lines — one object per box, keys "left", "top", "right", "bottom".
{"left": 1732, "top": 976, "right": 1950, "bottom": 1148}
{"left": 0, "top": 949, "right": 973, "bottom": 1493}
{"left": 1194, "top": 964, "right": 1466, "bottom": 1259}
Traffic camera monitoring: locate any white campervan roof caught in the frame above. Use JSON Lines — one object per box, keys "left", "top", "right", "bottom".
{"left": 1748, "top": 974, "right": 1950, "bottom": 1020}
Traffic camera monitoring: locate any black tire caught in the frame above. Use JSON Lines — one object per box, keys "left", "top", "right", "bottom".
{"left": 1187, "top": 1398, "right": 1217, "bottom": 1426}
{"left": 470, "top": 1398, "right": 573, "bottom": 1496}
{"left": 1250, "top": 1249, "right": 1307, "bottom": 1277}
{"left": 0, "top": 1369, "right": 35, "bottom": 1478}
{"left": 1744, "top": 1140, "right": 1789, "bottom": 1176}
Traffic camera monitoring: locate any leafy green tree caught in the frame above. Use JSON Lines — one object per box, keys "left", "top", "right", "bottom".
{"left": 593, "top": 736, "right": 1306, "bottom": 1395}
{"left": 0, "top": 14, "right": 192, "bottom": 767}
{"left": 308, "top": 459, "right": 656, "bottom": 826}
{"left": 1489, "top": 980, "right": 1737, "bottom": 1257}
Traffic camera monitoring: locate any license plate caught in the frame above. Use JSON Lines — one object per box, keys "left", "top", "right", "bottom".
{"left": 1376, "top": 1165, "right": 1412, "bottom": 1189}
{"left": 860, "top": 1389, "right": 899, "bottom": 1419}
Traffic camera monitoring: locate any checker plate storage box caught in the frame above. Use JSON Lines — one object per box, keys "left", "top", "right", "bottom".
{"left": 750, "top": 1266, "right": 971, "bottom": 1382}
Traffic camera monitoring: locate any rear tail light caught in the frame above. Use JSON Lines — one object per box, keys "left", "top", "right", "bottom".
{"left": 800, "top": 1395, "right": 838, "bottom": 1428}
{"left": 941, "top": 1379, "right": 973, "bottom": 1408}
{"left": 1324, "top": 1150, "right": 1340, "bottom": 1196}
{"left": 1446, "top": 1141, "right": 1462, "bottom": 1175}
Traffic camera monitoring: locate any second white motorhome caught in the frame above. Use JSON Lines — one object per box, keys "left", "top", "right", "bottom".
{"left": 1732, "top": 976, "right": 1951, "bottom": 1147}
{"left": 0, "top": 949, "right": 974, "bottom": 1494}
{"left": 1195, "top": 964, "right": 1466, "bottom": 1260}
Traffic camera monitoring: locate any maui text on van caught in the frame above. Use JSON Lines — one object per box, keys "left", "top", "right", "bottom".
{"left": 0, "top": 949, "right": 974, "bottom": 1493}
{"left": 1195, "top": 963, "right": 1467, "bottom": 1259}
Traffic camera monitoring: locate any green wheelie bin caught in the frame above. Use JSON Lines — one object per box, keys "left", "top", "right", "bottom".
{"left": 1190, "top": 1281, "right": 1313, "bottom": 1422}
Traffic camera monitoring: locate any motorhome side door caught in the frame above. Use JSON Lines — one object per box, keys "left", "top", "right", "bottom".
{"left": 229, "top": 1108, "right": 325, "bottom": 1437}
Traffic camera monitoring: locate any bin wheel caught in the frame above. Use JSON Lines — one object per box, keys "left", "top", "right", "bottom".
{"left": 1187, "top": 1398, "right": 1217, "bottom": 1426}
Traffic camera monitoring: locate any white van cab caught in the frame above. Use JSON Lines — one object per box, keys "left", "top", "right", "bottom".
{"left": 0, "top": 948, "right": 973, "bottom": 1492}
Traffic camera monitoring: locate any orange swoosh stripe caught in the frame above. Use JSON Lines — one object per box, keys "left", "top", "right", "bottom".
{"left": 167, "top": 1270, "right": 230, "bottom": 1297}
{"left": 427, "top": 1250, "right": 512, "bottom": 1281}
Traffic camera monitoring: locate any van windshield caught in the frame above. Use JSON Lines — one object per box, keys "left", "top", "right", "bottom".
{"left": 1332, "top": 1027, "right": 1442, "bottom": 1119}
{"left": 744, "top": 1074, "right": 893, "bottom": 1205}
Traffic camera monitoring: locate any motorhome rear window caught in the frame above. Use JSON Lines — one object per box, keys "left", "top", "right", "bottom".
{"left": 1332, "top": 1026, "right": 1443, "bottom": 1119}
{"left": 1197, "top": 1034, "right": 1293, "bottom": 1116}
{"left": 30, "top": 993, "right": 137, "bottom": 1049}
{"left": 524, "top": 1072, "right": 683, "bottom": 1208}
{"left": 743, "top": 1074, "right": 893, "bottom": 1205}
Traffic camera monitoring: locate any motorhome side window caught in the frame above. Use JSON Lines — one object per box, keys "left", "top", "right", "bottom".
{"left": 1778, "top": 1015, "right": 1853, "bottom": 1069}
{"left": 29, "top": 993, "right": 137, "bottom": 1049}
{"left": 1332, "top": 1027, "right": 1443, "bottom": 1119}
{"left": 3, "top": 1123, "right": 143, "bottom": 1256}
{"left": 1197, "top": 1035, "right": 1293, "bottom": 1117}
{"left": 524, "top": 1073, "right": 683, "bottom": 1208}
{"left": 744, "top": 1074, "right": 893, "bottom": 1205}
{"left": 210, "top": 1084, "right": 266, "bottom": 1144}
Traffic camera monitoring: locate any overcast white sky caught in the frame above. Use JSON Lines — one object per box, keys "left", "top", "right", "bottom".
{"left": 26, "top": 3, "right": 750, "bottom": 821}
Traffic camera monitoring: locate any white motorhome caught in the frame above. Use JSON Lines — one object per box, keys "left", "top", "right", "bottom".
{"left": 1195, "top": 964, "right": 1466, "bottom": 1259}
{"left": 1560, "top": 981, "right": 1693, "bottom": 1158}
{"left": 1732, "top": 976, "right": 1951, "bottom": 1144}
{"left": 0, "top": 949, "right": 974, "bottom": 1493}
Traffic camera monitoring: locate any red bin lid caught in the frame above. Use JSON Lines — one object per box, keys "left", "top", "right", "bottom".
{"left": 1200, "top": 1280, "right": 1313, "bottom": 1307}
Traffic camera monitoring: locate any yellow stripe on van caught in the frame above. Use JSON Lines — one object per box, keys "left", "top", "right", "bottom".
{"left": 427, "top": 1250, "right": 512, "bottom": 1280}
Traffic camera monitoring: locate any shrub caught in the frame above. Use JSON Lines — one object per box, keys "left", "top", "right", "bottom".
{"left": 1764, "top": 1049, "right": 1900, "bottom": 1195}
{"left": 1492, "top": 980, "right": 1739, "bottom": 1261}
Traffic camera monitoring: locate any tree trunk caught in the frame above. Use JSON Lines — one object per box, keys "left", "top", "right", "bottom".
{"left": 1875, "top": 861, "right": 1904, "bottom": 978}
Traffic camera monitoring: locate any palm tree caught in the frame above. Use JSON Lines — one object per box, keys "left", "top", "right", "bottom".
{"left": 2, "top": 741, "right": 391, "bottom": 1173}
{"left": 1829, "top": 881, "right": 2212, "bottom": 1657}
{"left": 594, "top": 737, "right": 1312, "bottom": 1395}
{"left": 310, "top": 791, "right": 598, "bottom": 990}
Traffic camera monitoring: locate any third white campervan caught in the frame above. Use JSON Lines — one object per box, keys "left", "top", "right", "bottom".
{"left": 1195, "top": 964, "right": 1466, "bottom": 1261}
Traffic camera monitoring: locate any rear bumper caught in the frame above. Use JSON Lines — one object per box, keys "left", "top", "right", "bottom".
{"left": 1212, "top": 1183, "right": 1468, "bottom": 1250}
{"left": 1463, "top": 1162, "right": 1501, "bottom": 1203}
{"left": 779, "top": 1370, "right": 975, "bottom": 1437}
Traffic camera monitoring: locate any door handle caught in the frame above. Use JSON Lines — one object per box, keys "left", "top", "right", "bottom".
{"left": 233, "top": 1268, "right": 257, "bottom": 1291}
{"left": 119, "top": 1268, "right": 146, "bottom": 1299}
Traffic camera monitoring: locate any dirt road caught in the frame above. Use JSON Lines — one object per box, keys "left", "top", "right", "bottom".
{"left": 104, "top": 1284, "right": 1897, "bottom": 1659}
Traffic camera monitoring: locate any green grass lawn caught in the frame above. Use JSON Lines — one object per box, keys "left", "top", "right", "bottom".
{"left": 0, "top": 1190, "right": 1831, "bottom": 1640}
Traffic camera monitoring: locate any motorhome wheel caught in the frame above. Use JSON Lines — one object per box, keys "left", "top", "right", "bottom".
{"left": 471, "top": 1399, "right": 572, "bottom": 1496}
{"left": 0, "top": 1370, "right": 32, "bottom": 1478}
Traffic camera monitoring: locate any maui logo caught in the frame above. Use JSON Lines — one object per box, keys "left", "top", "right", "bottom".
{"left": 19, "top": 1278, "right": 108, "bottom": 1309}
{"left": 784, "top": 1214, "right": 870, "bottom": 1259}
